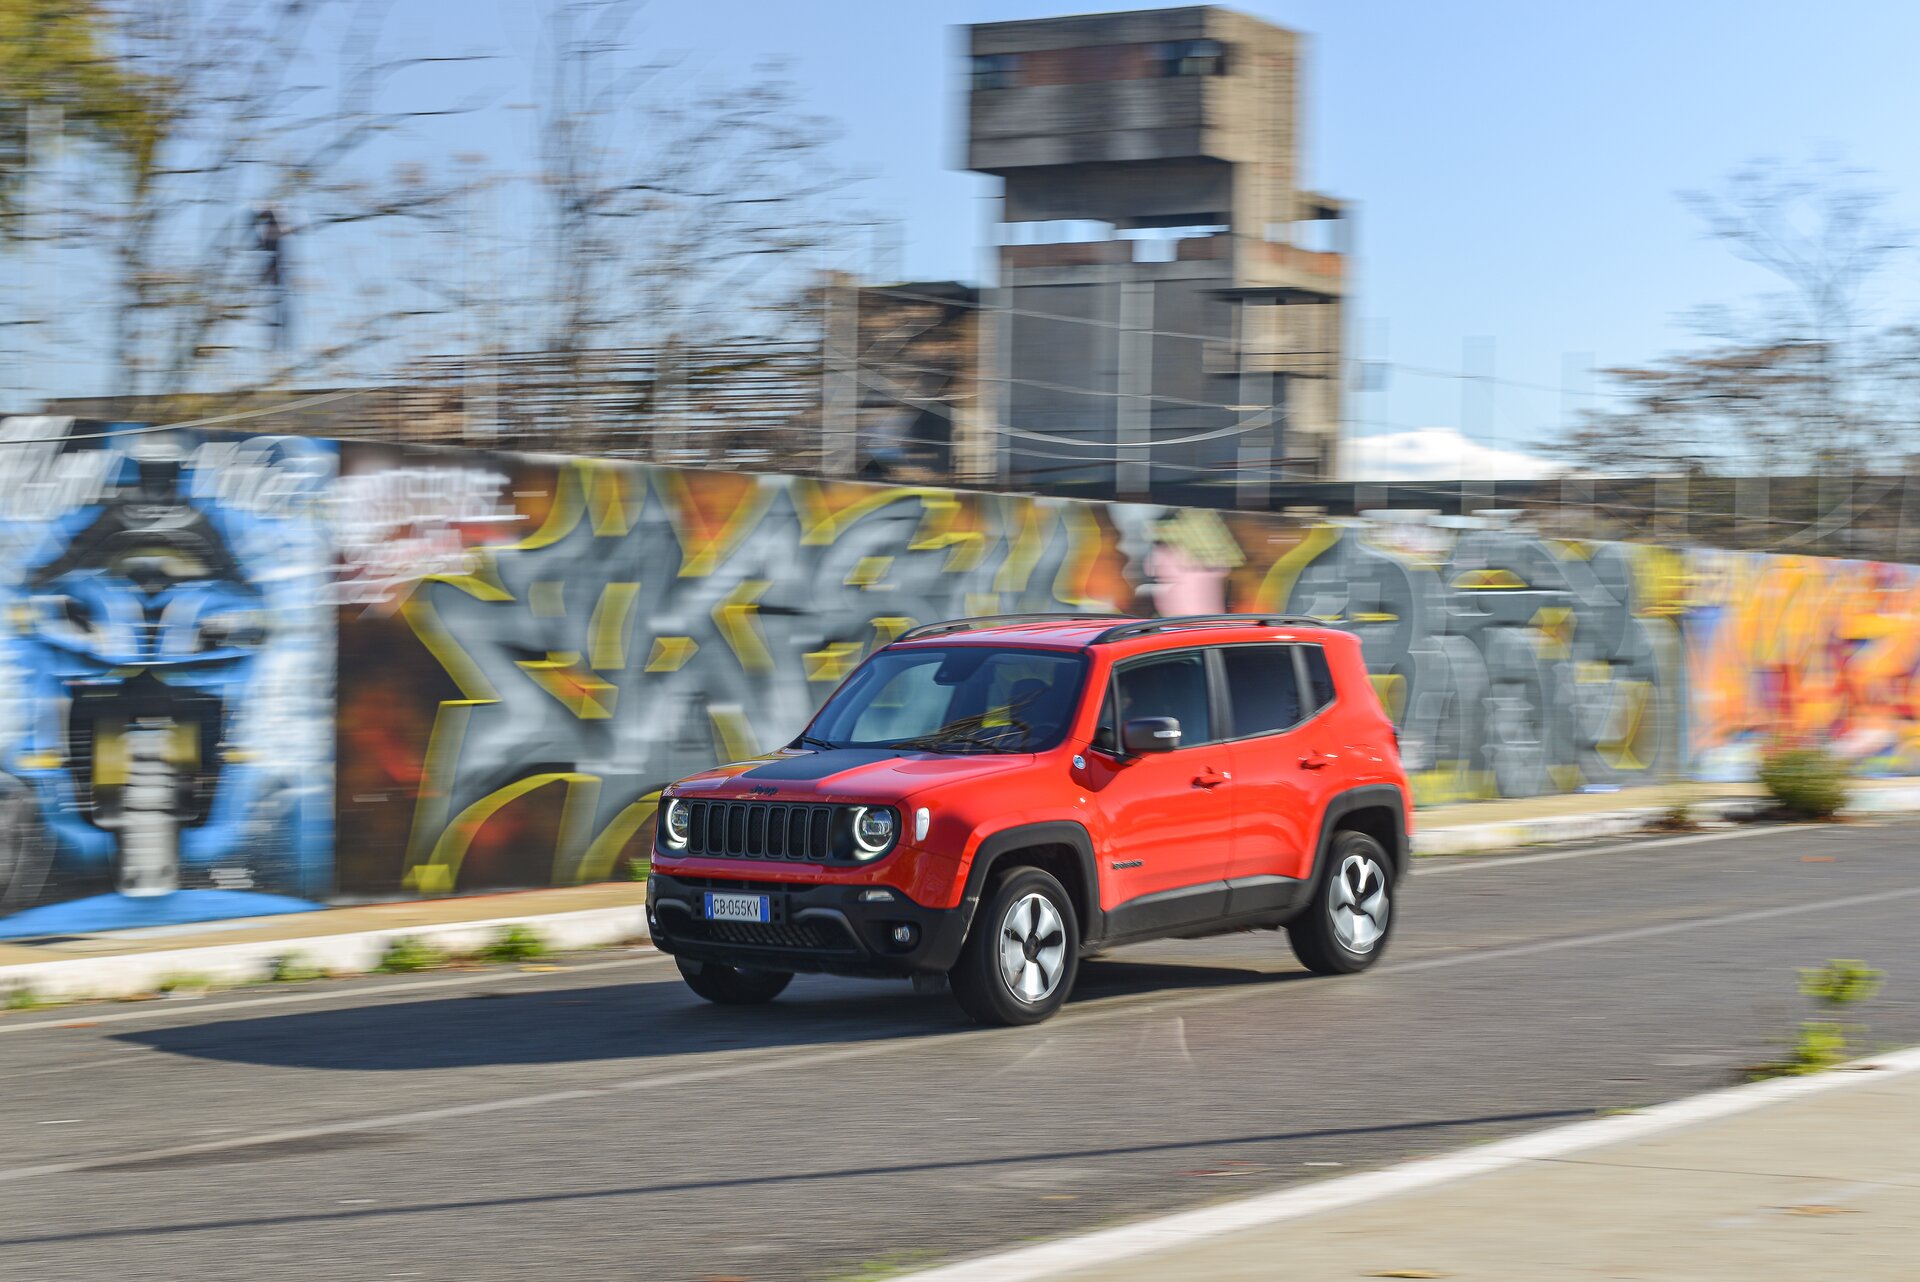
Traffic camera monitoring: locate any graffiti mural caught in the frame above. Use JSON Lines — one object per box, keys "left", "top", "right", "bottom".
{"left": 8, "top": 422, "right": 1920, "bottom": 933}
{"left": 1688, "top": 551, "right": 1920, "bottom": 781}
{"left": 1270, "top": 522, "right": 1689, "bottom": 804}
{"left": 0, "top": 418, "right": 335, "bottom": 937}
{"left": 333, "top": 441, "right": 1167, "bottom": 896}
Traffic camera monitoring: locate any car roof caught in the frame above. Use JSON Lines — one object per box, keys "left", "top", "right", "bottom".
{"left": 885, "top": 614, "right": 1349, "bottom": 654}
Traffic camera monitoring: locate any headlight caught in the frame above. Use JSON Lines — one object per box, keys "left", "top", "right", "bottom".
{"left": 661, "top": 797, "right": 690, "bottom": 849}
{"left": 850, "top": 806, "right": 896, "bottom": 858}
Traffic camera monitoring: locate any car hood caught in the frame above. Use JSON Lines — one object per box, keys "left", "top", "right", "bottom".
{"left": 668, "top": 747, "right": 1034, "bottom": 802}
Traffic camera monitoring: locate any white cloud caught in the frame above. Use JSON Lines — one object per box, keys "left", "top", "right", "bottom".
{"left": 1343, "top": 427, "right": 1564, "bottom": 482}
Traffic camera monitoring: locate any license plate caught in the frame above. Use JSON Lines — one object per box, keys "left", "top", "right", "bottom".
{"left": 704, "top": 891, "right": 770, "bottom": 923}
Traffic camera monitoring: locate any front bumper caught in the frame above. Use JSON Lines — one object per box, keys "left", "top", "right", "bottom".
{"left": 646, "top": 872, "right": 971, "bottom": 978}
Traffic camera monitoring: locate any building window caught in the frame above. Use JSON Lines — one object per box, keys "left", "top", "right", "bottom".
{"left": 971, "top": 54, "right": 1020, "bottom": 90}
{"left": 1153, "top": 39, "right": 1227, "bottom": 77}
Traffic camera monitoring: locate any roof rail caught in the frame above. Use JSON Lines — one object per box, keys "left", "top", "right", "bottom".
{"left": 894, "top": 613, "right": 1134, "bottom": 642}
{"left": 1090, "top": 614, "right": 1337, "bottom": 644}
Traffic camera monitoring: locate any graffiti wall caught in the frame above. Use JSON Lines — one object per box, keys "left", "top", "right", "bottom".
{"left": 1687, "top": 551, "right": 1920, "bottom": 783}
{"left": 5, "top": 420, "right": 1920, "bottom": 934}
{"left": 0, "top": 418, "right": 335, "bottom": 938}
{"left": 1273, "top": 523, "right": 1690, "bottom": 804}
{"left": 331, "top": 442, "right": 1184, "bottom": 896}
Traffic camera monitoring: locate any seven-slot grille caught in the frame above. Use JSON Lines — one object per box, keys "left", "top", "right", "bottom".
{"left": 683, "top": 800, "right": 837, "bottom": 862}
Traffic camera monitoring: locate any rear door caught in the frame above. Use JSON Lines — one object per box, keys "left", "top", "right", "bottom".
{"left": 1219, "top": 644, "right": 1323, "bottom": 894}
{"left": 1082, "top": 648, "right": 1236, "bottom": 931}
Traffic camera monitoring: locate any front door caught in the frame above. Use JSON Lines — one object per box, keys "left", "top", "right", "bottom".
{"left": 1080, "top": 648, "right": 1236, "bottom": 935}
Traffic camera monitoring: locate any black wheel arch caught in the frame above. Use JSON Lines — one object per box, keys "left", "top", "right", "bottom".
{"left": 1309, "top": 785, "right": 1410, "bottom": 889}
{"left": 958, "top": 821, "right": 1105, "bottom": 949}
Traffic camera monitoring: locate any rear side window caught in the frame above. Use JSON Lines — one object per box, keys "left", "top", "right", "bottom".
{"left": 1109, "top": 651, "right": 1212, "bottom": 746}
{"left": 1301, "top": 644, "right": 1336, "bottom": 711}
{"left": 1220, "top": 645, "right": 1304, "bottom": 737}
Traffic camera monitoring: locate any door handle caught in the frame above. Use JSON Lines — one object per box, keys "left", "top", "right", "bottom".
{"left": 1193, "top": 767, "right": 1231, "bottom": 788}
{"left": 1299, "top": 752, "right": 1328, "bottom": 770}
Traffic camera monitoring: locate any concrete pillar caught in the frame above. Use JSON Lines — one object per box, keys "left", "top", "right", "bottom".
{"left": 1117, "top": 279, "right": 1153, "bottom": 498}
{"left": 820, "top": 275, "right": 858, "bottom": 477}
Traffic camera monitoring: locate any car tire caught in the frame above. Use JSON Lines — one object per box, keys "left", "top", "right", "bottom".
{"left": 1288, "top": 829, "right": 1396, "bottom": 975}
{"left": 949, "top": 865, "right": 1080, "bottom": 1026}
{"left": 676, "top": 958, "right": 794, "bottom": 1005}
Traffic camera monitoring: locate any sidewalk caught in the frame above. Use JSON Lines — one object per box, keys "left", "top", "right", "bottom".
{"left": 0, "top": 882, "right": 647, "bottom": 1001}
{"left": 1049, "top": 1059, "right": 1920, "bottom": 1282}
{"left": 1412, "top": 776, "right": 1920, "bottom": 854}
{"left": 2, "top": 778, "right": 1916, "bottom": 1003}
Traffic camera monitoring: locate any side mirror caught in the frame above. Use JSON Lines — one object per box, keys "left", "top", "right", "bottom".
{"left": 1122, "top": 716, "right": 1181, "bottom": 754}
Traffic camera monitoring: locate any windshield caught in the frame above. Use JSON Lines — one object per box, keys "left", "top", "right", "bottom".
{"left": 803, "top": 645, "right": 1088, "bottom": 754}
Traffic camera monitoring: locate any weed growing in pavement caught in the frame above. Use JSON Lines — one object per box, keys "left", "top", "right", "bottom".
{"left": 826, "top": 1249, "right": 944, "bottom": 1282}
{"left": 3, "top": 984, "right": 45, "bottom": 1012}
{"left": 1649, "top": 799, "right": 1699, "bottom": 832}
{"left": 374, "top": 935, "right": 446, "bottom": 974}
{"left": 478, "top": 925, "right": 549, "bottom": 964}
{"left": 1750, "top": 959, "right": 1885, "bottom": 1079}
{"left": 266, "top": 953, "right": 327, "bottom": 983}
{"left": 1758, "top": 746, "right": 1852, "bottom": 819}
{"left": 155, "top": 973, "right": 213, "bottom": 995}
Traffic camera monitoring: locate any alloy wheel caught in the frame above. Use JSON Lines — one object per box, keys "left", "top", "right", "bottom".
{"left": 1329, "top": 853, "right": 1390, "bottom": 953}
{"left": 997, "top": 891, "right": 1068, "bottom": 1003}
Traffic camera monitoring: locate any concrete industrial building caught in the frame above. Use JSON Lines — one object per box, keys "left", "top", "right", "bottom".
{"left": 967, "top": 5, "right": 1348, "bottom": 504}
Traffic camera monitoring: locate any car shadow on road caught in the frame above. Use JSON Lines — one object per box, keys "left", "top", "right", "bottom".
{"left": 116, "top": 954, "right": 1298, "bottom": 1072}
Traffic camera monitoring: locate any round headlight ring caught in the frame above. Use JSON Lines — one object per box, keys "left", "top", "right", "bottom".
{"left": 851, "top": 806, "right": 895, "bottom": 856}
{"left": 662, "top": 797, "right": 690, "bottom": 849}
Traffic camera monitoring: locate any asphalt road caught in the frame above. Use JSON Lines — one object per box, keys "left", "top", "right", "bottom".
{"left": 0, "top": 820, "right": 1916, "bottom": 1282}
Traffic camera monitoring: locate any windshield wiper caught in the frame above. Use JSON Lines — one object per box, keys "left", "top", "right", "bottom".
{"left": 794, "top": 734, "right": 838, "bottom": 750}
{"left": 887, "top": 733, "right": 1021, "bottom": 754}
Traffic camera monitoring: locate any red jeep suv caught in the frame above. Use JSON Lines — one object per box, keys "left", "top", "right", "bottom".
{"left": 647, "top": 614, "right": 1410, "bottom": 1025}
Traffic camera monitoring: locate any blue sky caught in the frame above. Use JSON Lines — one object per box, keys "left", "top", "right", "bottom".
{"left": 591, "top": 0, "right": 1912, "bottom": 459}
{"left": 20, "top": 1, "right": 1920, "bottom": 462}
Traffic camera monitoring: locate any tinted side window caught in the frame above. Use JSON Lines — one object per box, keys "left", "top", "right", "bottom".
{"left": 1301, "top": 645, "right": 1336, "bottom": 711}
{"left": 1115, "top": 652, "right": 1212, "bottom": 745}
{"left": 1220, "top": 645, "right": 1304, "bottom": 737}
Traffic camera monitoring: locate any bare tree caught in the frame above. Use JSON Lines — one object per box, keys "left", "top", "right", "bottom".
{"left": 1564, "top": 156, "right": 1912, "bottom": 475}
{"left": 531, "top": 0, "right": 858, "bottom": 455}
{"left": 21, "top": 0, "right": 480, "bottom": 402}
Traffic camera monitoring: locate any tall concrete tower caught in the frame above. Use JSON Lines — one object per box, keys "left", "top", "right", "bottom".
{"left": 966, "top": 6, "right": 1348, "bottom": 504}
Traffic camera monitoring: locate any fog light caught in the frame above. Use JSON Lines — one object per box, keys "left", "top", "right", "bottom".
{"left": 890, "top": 923, "right": 917, "bottom": 947}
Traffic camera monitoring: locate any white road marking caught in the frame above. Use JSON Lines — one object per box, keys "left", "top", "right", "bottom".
{"left": 1389, "top": 882, "right": 1920, "bottom": 978}
{"left": 4, "top": 879, "right": 1916, "bottom": 1185}
{"left": 891, "top": 1046, "right": 1920, "bottom": 1282}
{"left": 0, "top": 954, "right": 671, "bottom": 1037}
{"left": 1413, "top": 824, "right": 1810, "bottom": 876}
{"left": 0, "top": 1051, "right": 158, "bottom": 1081}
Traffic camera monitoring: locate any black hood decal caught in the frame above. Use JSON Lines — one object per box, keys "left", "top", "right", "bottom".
{"left": 739, "top": 748, "right": 902, "bottom": 782}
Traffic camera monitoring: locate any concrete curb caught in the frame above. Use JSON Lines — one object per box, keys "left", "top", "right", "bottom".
{"left": 1413, "top": 798, "right": 1764, "bottom": 856}
{"left": 0, "top": 905, "right": 649, "bottom": 1004}
{"left": 1413, "top": 786, "right": 1920, "bottom": 856}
